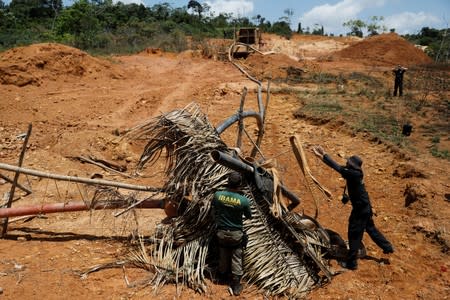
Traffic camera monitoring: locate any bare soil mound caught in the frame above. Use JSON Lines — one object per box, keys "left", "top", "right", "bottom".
{"left": 262, "top": 33, "right": 359, "bottom": 60}
{"left": 0, "top": 43, "right": 123, "bottom": 87}
{"left": 244, "top": 52, "right": 319, "bottom": 81}
{"left": 332, "top": 33, "right": 433, "bottom": 66}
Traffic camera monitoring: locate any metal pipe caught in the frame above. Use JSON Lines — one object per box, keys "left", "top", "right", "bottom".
{"left": 0, "top": 199, "right": 164, "bottom": 218}
{"left": 215, "top": 111, "right": 263, "bottom": 134}
{"left": 211, "top": 150, "right": 300, "bottom": 209}
{"left": 210, "top": 151, "right": 254, "bottom": 174}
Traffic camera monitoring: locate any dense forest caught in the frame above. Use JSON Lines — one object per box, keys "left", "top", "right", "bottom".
{"left": 0, "top": 0, "right": 448, "bottom": 61}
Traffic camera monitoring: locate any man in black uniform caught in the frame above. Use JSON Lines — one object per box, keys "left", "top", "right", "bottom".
{"left": 392, "top": 65, "right": 407, "bottom": 96}
{"left": 212, "top": 172, "right": 252, "bottom": 295}
{"left": 313, "top": 146, "right": 394, "bottom": 270}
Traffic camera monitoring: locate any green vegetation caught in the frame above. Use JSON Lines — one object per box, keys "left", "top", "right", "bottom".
{"left": 342, "top": 16, "right": 386, "bottom": 37}
{"left": 1, "top": 1, "right": 447, "bottom": 59}
{"left": 404, "top": 27, "right": 450, "bottom": 62}
{"left": 429, "top": 135, "right": 450, "bottom": 160}
{"left": 293, "top": 69, "right": 448, "bottom": 156}
{"left": 0, "top": 0, "right": 301, "bottom": 53}
{"left": 301, "top": 100, "right": 343, "bottom": 114}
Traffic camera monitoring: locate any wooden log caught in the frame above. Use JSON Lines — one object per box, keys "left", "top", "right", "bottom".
{"left": 236, "top": 87, "right": 247, "bottom": 149}
{"left": 0, "top": 163, "right": 160, "bottom": 192}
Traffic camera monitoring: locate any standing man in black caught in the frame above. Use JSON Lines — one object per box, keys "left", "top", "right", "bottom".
{"left": 212, "top": 172, "right": 252, "bottom": 295}
{"left": 312, "top": 146, "right": 394, "bottom": 270}
{"left": 392, "top": 65, "right": 407, "bottom": 96}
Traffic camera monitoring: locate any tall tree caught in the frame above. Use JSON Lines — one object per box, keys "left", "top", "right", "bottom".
{"left": 9, "top": 0, "right": 62, "bottom": 19}
{"left": 55, "top": 0, "right": 100, "bottom": 48}
{"left": 281, "top": 8, "right": 293, "bottom": 26}
{"left": 270, "top": 20, "right": 292, "bottom": 39}
{"left": 297, "top": 22, "right": 303, "bottom": 34}
{"left": 343, "top": 19, "right": 366, "bottom": 37}
{"left": 367, "top": 16, "right": 386, "bottom": 36}
{"left": 187, "top": 0, "right": 202, "bottom": 18}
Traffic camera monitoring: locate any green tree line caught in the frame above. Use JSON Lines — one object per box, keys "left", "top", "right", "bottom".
{"left": 0, "top": 0, "right": 292, "bottom": 53}
{"left": 403, "top": 27, "right": 449, "bottom": 62}
{"left": 0, "top": 0, "right": 447, "bottom": 61}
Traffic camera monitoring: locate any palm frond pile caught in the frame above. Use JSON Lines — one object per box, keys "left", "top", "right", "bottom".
{"left": 126, "top": 102, "right": 332, "bottom": 298}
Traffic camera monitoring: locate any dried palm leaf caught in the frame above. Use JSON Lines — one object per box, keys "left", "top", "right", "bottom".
{"left": 124, "top": 103, "right": 332, "bottom": 298}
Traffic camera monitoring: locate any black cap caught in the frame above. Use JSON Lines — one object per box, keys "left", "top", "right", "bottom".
{"left": 227, "top": 172, "right": 242, "bottom": 187}
{"left": 347, "top": 155, "right": 363, "bottom": 171}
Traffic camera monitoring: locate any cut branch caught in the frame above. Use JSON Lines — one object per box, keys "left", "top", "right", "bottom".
{"left": 0, "top": 163, "right": 160, "bottom": 192}
{"left": 0, "top": 173, "right": 32, "bottom": 195}
{"left": 2, "top": 123, "right": 32, "bottom": 237}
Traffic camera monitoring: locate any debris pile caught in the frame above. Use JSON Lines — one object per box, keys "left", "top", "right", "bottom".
{"left": 125, "top": 103, "right": 333, "bottom": 298}
{"left": 244, "top": 52, "right": 316, "bottom": 82}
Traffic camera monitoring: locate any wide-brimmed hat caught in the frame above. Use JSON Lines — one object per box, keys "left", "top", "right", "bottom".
{"left": 347, "top": 155, "right": 363, "bottom": 171}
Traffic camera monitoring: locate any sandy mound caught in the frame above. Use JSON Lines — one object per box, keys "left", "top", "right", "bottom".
{"left": 0, "top": 43, "right": 124, "bottom": 86}
{"left": 244, "top": 52, "right": 319, "bottom": 81}
{"left": 262, "top": 33, "right": 359, "bottom": 60}
{"left": 332, "top": 33, "right": 432, "bottom": 66}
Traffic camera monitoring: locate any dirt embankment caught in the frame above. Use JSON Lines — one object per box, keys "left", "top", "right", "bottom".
{"left": 332, "top": 33, "right": 433, "bottom": 66}
{"left": 0, "top": 43, "right": 124, "bottom": 87}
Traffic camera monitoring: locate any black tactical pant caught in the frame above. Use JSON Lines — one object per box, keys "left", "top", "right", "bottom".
{"left": 394, "top": 79, "right": 403, "bottom": 96}
{"left": 347, "top": 209, "right": 393, "bottom": 268}
{"left": 216, "top": 229, "right": 244, "bottom": 276}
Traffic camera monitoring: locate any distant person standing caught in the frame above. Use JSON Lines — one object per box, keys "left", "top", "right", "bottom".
{"left": 392, "top": 65, "right": 407, "bottom": 96}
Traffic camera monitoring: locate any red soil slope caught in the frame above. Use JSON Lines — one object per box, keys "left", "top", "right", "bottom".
{"left": 333, "top": 33, "right": 433, "bottom": 66}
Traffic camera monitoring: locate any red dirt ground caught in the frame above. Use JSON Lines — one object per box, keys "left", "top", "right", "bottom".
{"left": 0, "top": 33, "right": 449, "bottom": 299}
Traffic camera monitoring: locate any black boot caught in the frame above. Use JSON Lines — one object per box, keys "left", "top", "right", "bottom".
{"left": 217, "top": 272, "right": 228, "bottom": 285}
{"left": 230, "top": 275, "right": 243, "bottom": 296}
{"left": 339, "top": 260, "right": 357, "bottom": 270}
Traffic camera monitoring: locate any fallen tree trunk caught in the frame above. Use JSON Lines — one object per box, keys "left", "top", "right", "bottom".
{"left": 0, "top": 199, "right": 164, "bottom": 218}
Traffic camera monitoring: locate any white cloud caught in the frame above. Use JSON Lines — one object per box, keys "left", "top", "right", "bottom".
{"left": 385, "top": 12, "right": 442, "bottom": 34}
{"left": 299, "top": 0, "right": 386, "bottom": 34}
{"left": 205, "top": 0, "right": 254, "bottom": 17}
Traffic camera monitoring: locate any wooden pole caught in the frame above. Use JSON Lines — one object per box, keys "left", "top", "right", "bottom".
{"left": 0, "top": 173, "right": 32, "bottom": 195}
{"left": 1, "top": 124, "right": 32, "bottom": 237}
{"left": 236, "top": 87, "right": 247, "bottom": 149}
{"left": 0, "top": 163, "right": 161, "bottom": 192}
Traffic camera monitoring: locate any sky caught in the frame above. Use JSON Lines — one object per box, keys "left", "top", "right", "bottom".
{"left": 136, "top": 0, "right": 450, "bottom": 35}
